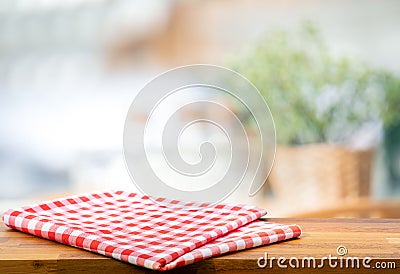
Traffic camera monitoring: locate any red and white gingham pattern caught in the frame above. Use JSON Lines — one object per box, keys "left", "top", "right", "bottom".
{"left": 2, "top": 190, "right": 301, "bottom": 271}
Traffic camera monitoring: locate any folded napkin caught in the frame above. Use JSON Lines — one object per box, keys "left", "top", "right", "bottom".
{"left": 2, "top": 190, "right": 301, "bottom": 271}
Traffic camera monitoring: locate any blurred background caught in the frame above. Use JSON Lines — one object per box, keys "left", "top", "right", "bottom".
{"left": 1, "top": 0, "right": 400, "bottom": 217}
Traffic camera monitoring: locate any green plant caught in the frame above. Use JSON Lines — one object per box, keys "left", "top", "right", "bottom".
{"left": 229, "top": 23, "right": 398, "bottom": 145}
{"left": 379, "top": 72, "right": 400, "bottom": 129}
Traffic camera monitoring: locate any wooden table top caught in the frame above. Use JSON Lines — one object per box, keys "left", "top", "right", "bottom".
{"left": 1, "top": 218, "right": 399, "bottom": 273}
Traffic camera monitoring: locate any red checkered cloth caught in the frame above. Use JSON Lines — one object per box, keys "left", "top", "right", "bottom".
{"left": 2, "top": 190, "right": 301, "bottom": 271}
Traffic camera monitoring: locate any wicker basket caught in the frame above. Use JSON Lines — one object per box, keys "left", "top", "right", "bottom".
{"left": 268, "top": 144, "right": 374, "bottom": 211}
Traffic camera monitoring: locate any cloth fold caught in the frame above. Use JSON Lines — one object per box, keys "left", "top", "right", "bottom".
{"left": 2, "top": 190, "right": 301, "bottom": 271}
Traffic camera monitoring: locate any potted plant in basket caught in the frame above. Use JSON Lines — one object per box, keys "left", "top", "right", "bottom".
{"left": 229, "top": 23, "right": 396, "bottom": 211}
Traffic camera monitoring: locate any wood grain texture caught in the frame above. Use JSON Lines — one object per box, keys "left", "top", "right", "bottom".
{"left": 1, "top": 218, "right": 399, "bottom": 273}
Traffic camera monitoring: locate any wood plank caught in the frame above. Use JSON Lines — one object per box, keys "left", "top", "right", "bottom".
{"left": 1, "top": 219, "right": 399, "bottom": 273}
